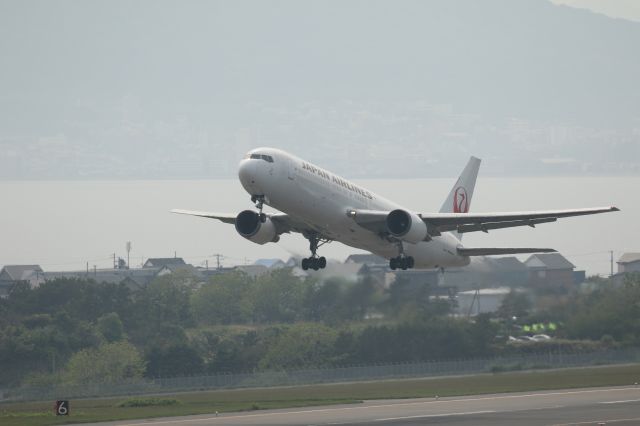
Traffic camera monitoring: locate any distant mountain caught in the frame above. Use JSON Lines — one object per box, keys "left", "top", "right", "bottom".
{"left": 0, "top": 0, "right": 638, "bottom": 178}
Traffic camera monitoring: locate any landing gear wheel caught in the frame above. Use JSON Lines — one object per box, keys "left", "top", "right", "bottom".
{"left": 407, "top": 256, "right": 415, "bottom": 269}
{"left": 389, "top": 256, "right": 415, "bottom": 271}
{"left": 301, "top": 256, "right": 326, "bottom": 271}
{"left": 300, "top": 233, "right": 330, "bottom": 271}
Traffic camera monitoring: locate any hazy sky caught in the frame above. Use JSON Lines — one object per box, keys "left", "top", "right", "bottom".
{"left": 0, "top": 1, "right": 637, "bottom": 274}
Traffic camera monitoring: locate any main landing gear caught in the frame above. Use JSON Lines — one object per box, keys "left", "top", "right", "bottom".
{"left": 389, "top": 241, "right": 415, "bottom": 271}
{"left": 389, "top": 256, "right": 414, "bottom": 270}
{"left": 301, "top": 233, "right": 328, "bottom": 271}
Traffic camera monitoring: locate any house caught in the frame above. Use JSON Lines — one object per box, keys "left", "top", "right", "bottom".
{"left": 233, "top": 264, "right": 270, "bottom": 278}
{"left": 143, "top": 257, "right": 187, "bottom": 268}
{"left": 456, "top": 287, "right": 513, "bottom": 316}
{"left": 305, "top": 259, "right": 362, "bottom": 281}
{"left": 525, "top": 253, "right": 576, "bottom": 290}
{"left": 490, "top": 257, "right": 530, "bottom": 286}
{"left": 437, "top": 257, "right": 529, "bottom": 291}
{"left": 0, "top": 265, "right": 44, "bottom": 297}
{"left": 617, "top": 253, "right": 640, "bottom": 274}
{"left": 43, "top": 267, "right": 160, "bottom": 291}
{"left": 156, "top": 263, "right": 201, "bottom": 276}
{"left": 345, "top": 254, "right": 387, "bottom": 265}
{"left": 254, "top": 258, "right": 286, "bottom": 269}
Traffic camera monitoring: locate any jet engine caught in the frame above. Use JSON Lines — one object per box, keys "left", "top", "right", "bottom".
{"left": 235, "top": 210, "right": 279, "bottom": 245}
{"left": 386, "top": 209, "right": 428, "bottom": 243}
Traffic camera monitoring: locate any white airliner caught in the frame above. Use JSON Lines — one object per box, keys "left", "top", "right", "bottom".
{"left": 173, "top": 148, "right": 618, "bottom": 271}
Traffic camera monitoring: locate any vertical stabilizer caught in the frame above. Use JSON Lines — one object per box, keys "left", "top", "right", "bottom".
{"left": 439, "top": 156, "right": 481, "bottom": 240}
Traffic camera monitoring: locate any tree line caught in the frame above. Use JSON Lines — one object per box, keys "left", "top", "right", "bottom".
{"left": 1, "top": 269, "right": 638, "bottom": 388}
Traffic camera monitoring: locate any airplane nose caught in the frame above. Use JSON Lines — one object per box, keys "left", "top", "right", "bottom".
{"left": 238, "top": 159, "right": 258, "bottom": 192}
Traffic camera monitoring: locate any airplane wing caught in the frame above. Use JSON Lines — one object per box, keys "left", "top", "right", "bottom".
{"left": 171, "top": 209, "right": 236, "bottom": 224}
{"left": 170, "top": 209, "right": 311, "bottom": 235}
{"left": 421, "top": 206, "right": 619, "bottom": 235}
{"left": 457, "top": 247, "right": 556, "bottom": 256}
{"left": 349, "top": 206, "right": 619, "bottom": 237}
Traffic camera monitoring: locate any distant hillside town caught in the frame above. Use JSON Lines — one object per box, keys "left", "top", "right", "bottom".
{"left": 2, "top": 252, "right": 639, "bottom": 317}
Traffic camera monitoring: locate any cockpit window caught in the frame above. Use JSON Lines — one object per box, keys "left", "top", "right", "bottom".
{"left": 247, "top": 153, "right": 274, "bottom": 163}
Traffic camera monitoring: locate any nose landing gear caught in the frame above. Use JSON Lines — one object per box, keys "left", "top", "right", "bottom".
{"left": 301, "top": 233, "right": 329, "bottom": 271}
{"left": 251, "top": 194, "right": 267, "bottom": 222}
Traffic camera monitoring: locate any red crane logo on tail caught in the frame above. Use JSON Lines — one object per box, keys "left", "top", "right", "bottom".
{"left": 453, "top": 187, "right": 469, "bottom": 213}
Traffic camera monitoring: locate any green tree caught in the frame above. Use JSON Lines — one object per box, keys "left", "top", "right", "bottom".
{"left": 259, "top": 323, "right": 338, "bottom": 369}
{"left": 63, "top": 341, "right": 145, "bottom": 384}
{"left": 145, "top": 344, "right": 204, "bottom": 377}
{"left": 191, "top": 271, "right": 253, "bottom": 324}
{"left": 564, "top": 274, "right": 640, "bottom": 343}
{"left": 303, "top": 278, "right": 345, "bottom": 322}
{"left": 97, "top": 312, "right": 125, "bottom": 342}
{"left": 129, "top": 272, "right": 194, "bottom": 344}
{"left": 385, "top": 275, "right": 452, "bottom": 321}
{"left": 250, "top": 269, "right": 306, "bottom": 323}
{"left": 497, "top": 290, "right": 532, "bottom": 320}
{"left": 344, "top": 275, "right": 378, "bottom": 320}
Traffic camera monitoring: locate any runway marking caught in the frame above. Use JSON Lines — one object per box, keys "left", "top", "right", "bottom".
{"left": 117, "top": 387, "right": 640, "bottom": 426}
{"left": 375, "top": 410, "right": 495, "bottom": 421}
{"left": 599, "top": 398, "right": 640, "bottom": 404}
{"left": 551, "top": 417, "right": 640, "bottom": 425}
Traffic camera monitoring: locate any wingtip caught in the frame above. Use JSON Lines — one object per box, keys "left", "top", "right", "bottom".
{"left": 611, "top": 206, "right": 620, "bottom": 212}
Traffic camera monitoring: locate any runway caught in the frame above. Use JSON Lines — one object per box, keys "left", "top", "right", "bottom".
{"left": 78, "top": 386, "right": 640, "bottom": 426}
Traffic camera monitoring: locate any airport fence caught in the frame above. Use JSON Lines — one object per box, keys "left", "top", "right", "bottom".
{"left": 4, "top": 346, "right": 640, "bottom": 402}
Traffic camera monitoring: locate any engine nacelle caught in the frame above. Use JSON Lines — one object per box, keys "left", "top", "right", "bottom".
{"left": 386, "top": 209, "right": 428, "bottom": 244}
{"left": 235, "top": 210, "right": 279, "bottom": 245}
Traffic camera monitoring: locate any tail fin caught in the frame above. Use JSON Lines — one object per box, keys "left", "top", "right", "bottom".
{"left": 439, "top": 156, "right": 481, "bottom": 240}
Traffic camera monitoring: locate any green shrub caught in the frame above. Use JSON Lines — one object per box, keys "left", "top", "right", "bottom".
{"left": 117, "top": 398, "right": 180, "bottom": 407}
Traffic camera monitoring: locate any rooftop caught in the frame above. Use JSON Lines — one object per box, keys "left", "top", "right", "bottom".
{"left": 345, "top": 254, "right": 387, "bottom": 265}
{"left": 618, "top": 253, "right": 640, "bottom": 264}
{"left": 0, "top": 265, "right": 43, "bottom": 280}
{"left": 143, "top": 257, "right": 186, "bottom": 268}
{"left": 525, "top": 253, "right": 575, "bottom": 270}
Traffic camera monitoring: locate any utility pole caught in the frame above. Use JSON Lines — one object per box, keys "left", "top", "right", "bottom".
{"left": 113, "top": 253, "right": 116, "bottom": 269}
{"left": 126, "top": 241, "right": 132, "bottom": 269}
{"left": 213, "top": 254, "right": 223, "bottom": 270}
{"left": 610, "top": 250, "right": 614, "bottom": 278}
{"left": 205, "top": 259, "right": 209, "bottom": 271}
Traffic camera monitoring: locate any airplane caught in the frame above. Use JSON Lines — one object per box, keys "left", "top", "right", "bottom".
{"left": 172, "top": 148, "right": 619, "bottom": 271}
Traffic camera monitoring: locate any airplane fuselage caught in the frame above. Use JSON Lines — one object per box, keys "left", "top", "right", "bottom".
{"left": 238, "top": 148, "right": 470, "bottom": 269}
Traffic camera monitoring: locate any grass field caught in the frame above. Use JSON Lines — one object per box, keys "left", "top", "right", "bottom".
{"left": 2, "top": 364, "right": 640, "bottom": 426}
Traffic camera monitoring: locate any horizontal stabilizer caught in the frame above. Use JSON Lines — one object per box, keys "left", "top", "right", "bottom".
{"left": 457, "top": 247, "right": 557, "bottom": 256}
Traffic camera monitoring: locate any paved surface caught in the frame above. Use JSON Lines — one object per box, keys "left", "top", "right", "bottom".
{"left": 76, "top": 386, "right": 640, "bottom": 426}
